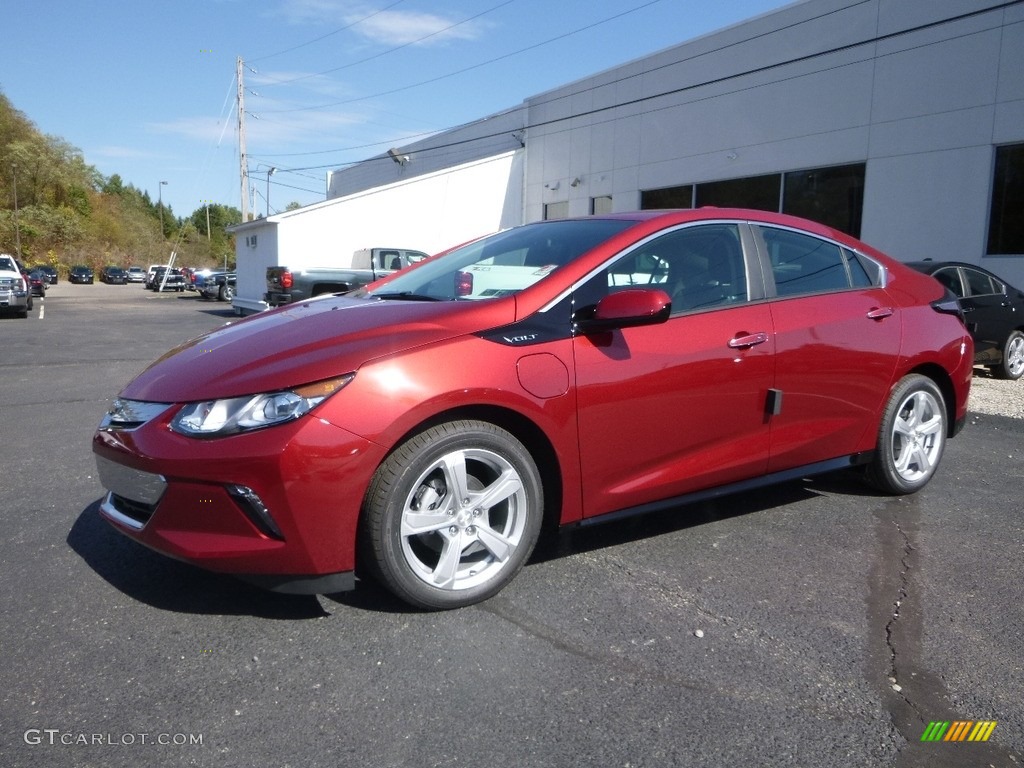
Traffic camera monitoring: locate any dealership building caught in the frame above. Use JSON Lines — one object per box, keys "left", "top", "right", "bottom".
{"left": 232, "top": 0, "right": 1024, "bottom": 314}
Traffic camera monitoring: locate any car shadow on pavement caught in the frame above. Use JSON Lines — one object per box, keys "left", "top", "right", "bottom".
{"left": 67, "top": 500, "right": 330, "bottom": 619}
{"left": 529, "top": 477, "right": 828, "bottom": 566}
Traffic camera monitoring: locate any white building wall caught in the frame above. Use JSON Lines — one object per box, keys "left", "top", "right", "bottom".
{"left": 232, "top": 152, "right": 522, "bottom": 312}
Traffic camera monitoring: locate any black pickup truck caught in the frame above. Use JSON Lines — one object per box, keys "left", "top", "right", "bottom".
{"left": 147, "top": 267, "right": 187, "bottom": 292}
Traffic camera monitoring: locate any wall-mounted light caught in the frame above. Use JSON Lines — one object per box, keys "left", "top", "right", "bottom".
{"left": 726, "top": 151, "right": 738, "bottom": 161}
{"left": 544, "top": 181, "right": 560, "bottom": 190}
{"left": 388, "top": 148, "right": 410, "bottom": 165}
{"left": 570, "top": 177, "right": 582, "bottom": 187}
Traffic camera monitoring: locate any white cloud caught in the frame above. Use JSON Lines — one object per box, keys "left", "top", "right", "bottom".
{"left": 277, "top": 0, "right": 490, "bottom": 47}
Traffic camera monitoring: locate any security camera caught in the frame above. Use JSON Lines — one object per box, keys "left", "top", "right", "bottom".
{"left": 388, "top": 148, "right": 409, "bottom": 165}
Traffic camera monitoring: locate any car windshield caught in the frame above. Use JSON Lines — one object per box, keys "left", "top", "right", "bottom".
{"left": 364, "top": 219, "right": 635, "bottom": 301}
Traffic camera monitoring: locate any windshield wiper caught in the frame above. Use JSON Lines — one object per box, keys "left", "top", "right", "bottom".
{"left": 372, "top": 291, "right": 442, "bottom": 302}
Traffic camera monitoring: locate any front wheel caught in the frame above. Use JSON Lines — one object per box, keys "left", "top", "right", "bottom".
{"left": 218, "top": 284, "right": 235, "bottom": 302}
{"left": 363, "top": 420, "right": 543, "bottom": 610}
{"left": 991, "top": 330, "right": 1024, "bottom": 380}
{"left": 866, "top": 374, "right": 946, "bottom": 495}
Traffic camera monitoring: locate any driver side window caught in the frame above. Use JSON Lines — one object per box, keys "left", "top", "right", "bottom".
{"left": 575, "top": 224, "right": 748, "bottom": 318}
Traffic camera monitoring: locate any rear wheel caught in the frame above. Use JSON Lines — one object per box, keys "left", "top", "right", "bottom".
{"left": 363, "top": 420, "right": 543, "bottom": 610}
{"left": 866, "top": 374, "right": 946, "bottom": 494}
{"left": 991, "top": 330, "right": 1024, "bottom": 380}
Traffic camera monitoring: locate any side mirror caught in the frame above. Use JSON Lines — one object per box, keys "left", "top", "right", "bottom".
{"left": 577, "top": 288, "right": 672, "bottom": 333}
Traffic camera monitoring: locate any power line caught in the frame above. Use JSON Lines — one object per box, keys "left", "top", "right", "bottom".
{"left": 247, "top": 0, "right": 410, "bottom": 65}
{"left": 255, "top": 0, "right": 517, "bottom": 88}
{"left": 275, "top": 0, "right": 1020, "bottom": 174}
{"left": 258, "top": 0, "right": 666, "bottom": 113}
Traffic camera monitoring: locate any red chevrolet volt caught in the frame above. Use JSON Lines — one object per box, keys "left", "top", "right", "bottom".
{"left": 93, "top": 209, "right": 973, "bottom": 609}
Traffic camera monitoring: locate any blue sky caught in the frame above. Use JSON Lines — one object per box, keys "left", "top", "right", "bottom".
{"left": 3, "top": 0, "right": 794, "bottom": 219}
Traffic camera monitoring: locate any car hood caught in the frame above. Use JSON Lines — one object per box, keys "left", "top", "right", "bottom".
{"left": 121, "top": 295, "right": 516, "bottom": 402}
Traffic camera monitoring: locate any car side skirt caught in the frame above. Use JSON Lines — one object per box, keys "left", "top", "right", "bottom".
{"left": 573, "top": 453, "right": 873, "bottom": 529}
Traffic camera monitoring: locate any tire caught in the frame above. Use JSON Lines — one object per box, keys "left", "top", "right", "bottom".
{"left": 866, "top": 374, "right": 946, "bottom": 495}
{"left": 363, "top": 420, "right": 543, "bottom": 610}
{"left": 991, "top": 330, "right": 1024, "bottom": 380}
{"left": 218, "top": 284, "right": 235, "bottom": 302}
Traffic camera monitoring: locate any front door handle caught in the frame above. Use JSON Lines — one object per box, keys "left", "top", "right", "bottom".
{"left": 866, "top": 306, "right": 894, "bottom": 320}
{"left": 728, "top": 332, "right": 769, "bottom": 349}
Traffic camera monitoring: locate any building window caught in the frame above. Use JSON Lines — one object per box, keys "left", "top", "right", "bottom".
{"left": 696, "top": 173, "right": 781, "bottom": 212}
{"left": 783, "top": 163, "right": 864, "bottom": 238}
{"left": 591, "top": 196, "right": 613, "bottom": 215}
{"left": 544, "top": 201, "right": 569, "bottom": 220}
{"left": 641, "top": 185, "right": 693, "bottom": 209}
{"left": 988, "top": 143, "right": 1024, "bottom": 255}
{"left": 640, "top": 163, "right": 866, "bottom": 238}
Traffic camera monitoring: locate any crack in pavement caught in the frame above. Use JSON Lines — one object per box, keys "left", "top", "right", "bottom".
{"left": 869, "top": 496, "right": 1018, "bottom": 767}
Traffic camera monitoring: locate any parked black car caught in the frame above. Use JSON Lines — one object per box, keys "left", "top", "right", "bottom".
{"left": 69, "top": 265, "right": 95, "bottom": 284}
{"left": 34, "top": 265, "right": 58, "bottom": 285}
{"left": 907, "top": 260, "right": 1024, "bottom": 380}
{"left": 101, "top": 266, "right": 128, "bottom": 284}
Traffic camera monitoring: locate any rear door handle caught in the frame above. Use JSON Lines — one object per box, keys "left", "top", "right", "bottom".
{"left": 728, "top": 332, "right": 769, "bottom": 349}
{"left": 866, "top": 307, "right": 894, "bottom": 320}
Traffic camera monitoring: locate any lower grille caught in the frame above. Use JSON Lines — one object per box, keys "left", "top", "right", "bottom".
{"left": 99, "top": 492, "right": 155, "bottom": 530}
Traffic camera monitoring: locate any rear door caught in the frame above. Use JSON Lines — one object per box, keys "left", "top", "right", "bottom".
{"left": 958, "top": 266, "right": 1013, "bottom": 359}
{"left": 752, "top": 225, "right": 901, "bottom": 472}
{"left": 573, "top": 222, "right": 775, "bottom": 518}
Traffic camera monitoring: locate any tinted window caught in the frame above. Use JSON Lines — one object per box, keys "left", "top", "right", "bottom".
{"left": 579, "top": 224, "right": 747, "bottom": 314}
{"left": 963, "top": 268, "right": 999, "bottom": 297}
{"left": 761, "top": 227, "right": 850, "bottom": 297}
{"left": 783, "top": 164, "right": 865, "bottom": 237}
{"left": 931, "top": 268, "right": 963, "bottom": 297}
{"left": 697, "top": 174, "right": 780, "bottom": 212}
{"left": 641, "top": 185, "right": 694, "bottom": 209}
{"left": 988, "top": 143, "right": 1024, "bottom": 255}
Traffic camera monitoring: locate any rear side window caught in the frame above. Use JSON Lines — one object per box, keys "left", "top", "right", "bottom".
{"left": 963, "top": 267, "right": 1000, "bottom": 297}
{"left": 760, "top": 227, "right": 870, "bottom": 297}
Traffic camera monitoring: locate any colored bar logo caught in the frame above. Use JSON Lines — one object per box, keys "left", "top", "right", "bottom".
{"left": 921, "top": 721, "right": 997, "bottom": 742}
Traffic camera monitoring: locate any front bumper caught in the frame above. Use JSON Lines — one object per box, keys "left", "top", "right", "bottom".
{"left": 92, "top": 405, "right": 387, "bottom": 593}
{"left": 0, "top": 289, "right": 29, "bottom": 309}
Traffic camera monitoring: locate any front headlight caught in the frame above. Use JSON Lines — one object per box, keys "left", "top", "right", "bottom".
{"left": 169, "top": 375, "right": 354, "bottom": 438}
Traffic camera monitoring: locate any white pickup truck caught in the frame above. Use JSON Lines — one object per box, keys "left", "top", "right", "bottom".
{"left": 0, "top": 254, "right": 33, "bottom": 318}
{"left": 265, "top": 247, "right": 428, "bottom": 307}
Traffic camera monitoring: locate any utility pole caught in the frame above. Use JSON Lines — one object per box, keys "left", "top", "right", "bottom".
{"left": 237, "top": 57, "right": 250, "bottom": 222}
{"left": 11, "top": 165, "right": 22, "bottom": 259}
{"left": 158, "top": 180, "right": 168, "bottom": 238}
{"left": 266, "top": 167, "right": 276, "bottom": 217}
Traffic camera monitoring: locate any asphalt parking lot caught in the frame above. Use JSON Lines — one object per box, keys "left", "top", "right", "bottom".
{"left": 1, "top": 282, "right": 1022, "bottom": 768}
